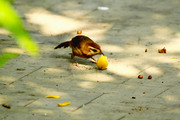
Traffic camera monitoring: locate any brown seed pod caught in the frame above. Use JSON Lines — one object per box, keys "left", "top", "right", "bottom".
{"left": 77, "top": 30, "right": 82, "bottom": 34}
{"left": 148, "top": 75, "right": 152, "bottom": 79}
{"left": 158, "top": 49, "right": 163, "bottom": 53}
{"left": 162, "top": 47, "right": 166, "bottom": 53}
{"left": 158, "top": 47, "right": 166, "bottom": 53}
{"left": 138, "top": 75, "right": 143, "bottom": 79}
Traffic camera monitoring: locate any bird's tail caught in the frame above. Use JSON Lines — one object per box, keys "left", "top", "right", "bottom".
{"left": 54, "top": 41, "right": 70, "bottom": 49}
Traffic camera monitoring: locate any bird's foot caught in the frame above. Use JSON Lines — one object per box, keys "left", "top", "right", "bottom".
{"left": 91, "top": 58, "right": 97, "bottom": 64}
{"left": 72, "top": 63, "right": 86, "bottom": 67}
{"left": 91, "top": 60, "right": 97, "bottom": 64}
{"left": 72, "top": 62, "right": 78, "bottom": 66}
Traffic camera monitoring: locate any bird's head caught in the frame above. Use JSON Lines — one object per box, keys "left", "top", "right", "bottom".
{"left": 88, "top": 43, "right": 104, "bottom": 56}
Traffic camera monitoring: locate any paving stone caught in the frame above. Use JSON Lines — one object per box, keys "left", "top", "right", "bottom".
{"left": 0, "top": 0, "right": 180, "bottom": 120}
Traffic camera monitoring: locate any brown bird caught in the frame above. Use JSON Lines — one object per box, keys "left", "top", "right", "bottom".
{"left": 54, "top": 35, "right": 103, "bottom": 65}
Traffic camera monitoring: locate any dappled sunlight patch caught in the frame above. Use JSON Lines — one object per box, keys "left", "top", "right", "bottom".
{"left": 2, "top": 47, "right": 25, "bottom": 54}
{"left": 151, "top": 56, "right": 178, "bottom": 64}
{"left": 24, "top": 81, "right": 67, "bottom": 96}
{"left": 0, "top": 28, "right": 10, "bottom": 34}
{"left": 101, "top": 44, "right": 124, "bottom": 53}
{"left": 77, "top": 73, "right": 114, "bottom": 82}
{"left": 123, "top": 45, "right": 147, "bottom": 55}
{"left": 175, "top": 32, "right": 180, "bottom": 37}
{"left": 151, "top": 35, "right": 180, "bottom": 54}
{"left": 26, "top": 8, "right": 87, "bottom": 35}
{"left": 163, "top": 95, "right": 179, "bottom": 102}
{"left": 43, "top": 67, "right": 65, "bottom": 74}
{"left": 164, "top": 37, "right": 180, "bottom": 54}
{"left": 25, "top": 8, "right": 112, "bottom": 40}
{"left": 144, "top": 66, "right": 163, "bottom": 76}
{"left": 178, "top": 72, "right": 180, "bottom": 77}
{"left": 78, "top": 81, "right": 96, "bottom": 89}
{"left": 31, "top": 109, "right": 54, "bottom": 115}
{"left": 167, "top": 108, "right": 180, "bottom": 114}
{"left": 69, "top": 109, "right": 84, "bottom": 119}
{"left": 0, "top": 76, "right": 16, "bottom": 83}
{"left": 84, "top": 24, "right": 112, "bottom": 42}
{"left": 151, "top": 26, "right": 172, "bottom": 39}
{"left": 108, "top": 63, "right": 139, "bottom": 78}
{"left": 0, "top": 94, "right": 9, "bottom": 103}
{"left": 152, "top": 13, "right": 165, "bottom": 20}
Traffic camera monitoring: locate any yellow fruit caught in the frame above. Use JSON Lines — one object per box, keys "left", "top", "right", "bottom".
{"left": 45, "top": 95, "right": 61, "bottom": 99}
{"left": 58, "top": 102, "right": 71, "bottom": 107}
{"left": 97, "top": 55, "right": 108, "bottom": 70}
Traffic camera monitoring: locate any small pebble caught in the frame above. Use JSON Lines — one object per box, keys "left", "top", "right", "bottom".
{"left": 97, "top": 6, "right": 109, "bottom": 11}
{"left": 132, "top": 97, "right": 136, "bottom": 99}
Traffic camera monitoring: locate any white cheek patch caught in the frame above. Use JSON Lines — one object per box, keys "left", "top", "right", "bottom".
{"left": 89, "top": 46, "right": 96, "bottom": 49}
{"left": 88, "top": 46, "right": 100, "bottom": 55}
{"left": 89, "top": 50, "right": 94, "bottom": 54}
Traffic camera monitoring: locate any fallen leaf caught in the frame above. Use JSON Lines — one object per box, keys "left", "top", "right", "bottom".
{"left": 145, "top": 49, "right": 147, "bottom": 52}
{"left": 158, "top": 47, "right": 166, "bottom": 53}
{"left": 45, "top": 95, "right": 61, "bottom": 99}
{"left": 170, "top": 57, "right": 177, "bottom": 59}
{"left": 2, "top": 103, "right": 11, "bottom": 109}
{"left": 58, "top": 102, "right": 71, "bottom": 107}
{"left": 16, "top": 68, "right": 25, "bottom": 71}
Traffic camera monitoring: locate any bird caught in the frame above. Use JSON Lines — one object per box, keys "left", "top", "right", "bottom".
{"left": 54, "top": 35, "right": 104, "bottom": 65}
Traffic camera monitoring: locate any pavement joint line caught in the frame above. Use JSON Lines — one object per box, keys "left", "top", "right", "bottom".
{"left": 9, "top": 66, "right": 43, "bottom": 85}
{"left": 153, "top": 88, "right": 170, "bottom": 98}
{"left": 137, "top": 66, "right": 152, "bottom": 75}
{"left": 121, "top": 78, "right": 132, "bottom": 84}
{"left": 24, "top": 98, "right": 39, "bottom": 107}
{"left": 117, "top": 115, "right": 126, "bottom": 120}
{"left": 81, "top": 8, "right": 97, "bottom": 18}
{"left": 72, "top": 92, "right": 106, "bottom": 112}
{"left": 137, "top": 36, "right": 141, "bottom": 45}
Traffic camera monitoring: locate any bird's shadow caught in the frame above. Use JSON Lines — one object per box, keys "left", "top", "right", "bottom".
{"left": 51, "top": 52, "right": 97, "bottom": 66}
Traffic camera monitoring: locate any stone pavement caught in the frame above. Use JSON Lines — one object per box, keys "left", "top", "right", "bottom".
{"left": 0, "top": 0, "right": 180, "bottom": 120}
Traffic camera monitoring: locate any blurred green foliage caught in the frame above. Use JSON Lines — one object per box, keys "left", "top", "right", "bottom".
{"left": 0, "top": 53, "right": 19, "bottom": 67}
{"left": 6, "top": 0, "right": 14, "bottom": 4}
{"left": 0, "top": 0, "right": 39, "bottom": 68}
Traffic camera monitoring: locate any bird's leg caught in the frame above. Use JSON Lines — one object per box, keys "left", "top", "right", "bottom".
{"left": 71, "top": 54, "right": 78, "bottom": 66}
{"left": 91, "top": 57, "right": 97, "bottom": 64}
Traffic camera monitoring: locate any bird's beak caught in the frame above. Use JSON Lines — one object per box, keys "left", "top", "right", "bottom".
{"left": 100, "top": 52, "right": 104, "bottom": 55}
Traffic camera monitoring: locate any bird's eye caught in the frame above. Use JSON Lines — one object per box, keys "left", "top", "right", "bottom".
{"left": 92, "top": 49, "right": 97, "bottom": 52}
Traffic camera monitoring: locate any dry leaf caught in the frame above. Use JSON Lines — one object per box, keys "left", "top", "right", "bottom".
{"left": 2, "top": 103, "right": 11, "bottom": 109}
{"left": 170, "top": 57, "right": 177, "bottom": 59}
{"left": 45, "top": 95, "right": 61, "bottom": 99}
{"left": 58, "top": 102, "right": 71, "bottom": 107}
